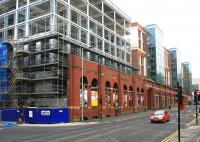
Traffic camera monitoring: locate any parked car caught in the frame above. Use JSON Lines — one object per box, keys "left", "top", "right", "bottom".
{"left": 150, "top": 110, "right": 170, "bottom": 123}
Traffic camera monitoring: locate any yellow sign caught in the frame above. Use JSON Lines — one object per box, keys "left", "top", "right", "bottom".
{"left": 91, "top": 91, "right": 98, "bottom": 106}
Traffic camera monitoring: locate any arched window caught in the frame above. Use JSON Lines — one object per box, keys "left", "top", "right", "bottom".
{"left": 80, "top": 76, "right": 88, "bottom": 107}
{"left": 141, "top": 88, "right": 144, "bottom": 106}
{"left": 91, "top": 78, "right": 98, "bottom": 91}
{"left": 141, "top": 88, "right": 144, "bottom": 94}
{"left": 113, "top": 83, "right": 118, "bottom": 107}
{"left": 123, "top": 85, "right": 127, "bottom": 107}
{"left": 129, "top": 86, "right": 133, "bottom": 108}
{"left": 137, "top": 87, "right": 140, "bottom": 93}
{"left": 105, "top": 81, "right": 111, "bottom": 107}
{"left": 113, "top": 83, "right": 119, "bottom": 115}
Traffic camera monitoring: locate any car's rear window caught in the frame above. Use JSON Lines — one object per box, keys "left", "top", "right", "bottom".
{"left": 154, "top": 111, "right": 164, "bottom": 115}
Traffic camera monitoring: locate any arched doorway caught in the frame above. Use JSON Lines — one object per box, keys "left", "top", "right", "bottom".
{"left": 80, "top": 76, "right": 88, "bottom": 107}
{"left": 113, "top": 83, "right": 119, "bottom": 115}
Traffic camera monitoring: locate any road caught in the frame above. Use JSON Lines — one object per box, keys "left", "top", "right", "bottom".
{"left": 0, "top": 107, "right": 195, "bottom": 142}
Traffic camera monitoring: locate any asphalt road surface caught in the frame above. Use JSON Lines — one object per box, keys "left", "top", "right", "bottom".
{"left": 0, "top": 107, "right": 195, "bottom": 142}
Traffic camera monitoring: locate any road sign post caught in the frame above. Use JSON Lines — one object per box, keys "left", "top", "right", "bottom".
{"left": 176, "top": 82, "right": 182, "bottom": 142}
{"left": 194, "top": 90, "right": 200, "bottom": 125}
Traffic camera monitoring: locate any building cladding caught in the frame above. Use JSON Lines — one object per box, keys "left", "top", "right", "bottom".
{"left": 145, "top": 24, "right": 165, "bottom": 85}
{"left": 169, "top": 48, "right": 182, "bottom": 88}
{"left": 182, "top": 62, "right": 192, "bottom": 94}
{"left": 0, "top": 0, "right": 136, "bottom": 108}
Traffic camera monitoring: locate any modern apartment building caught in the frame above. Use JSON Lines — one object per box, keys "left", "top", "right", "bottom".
{"left": 145, "top": 24, "right": 165, "bottom": 84}
{"left": 169, "top": 48, "right": 182, "bottom": 88}
{"left": 182, "top": 62, "right": 192, "bottom": 94}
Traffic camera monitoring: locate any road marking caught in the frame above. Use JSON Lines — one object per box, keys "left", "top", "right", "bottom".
{"left": 161, "top": 129, "right": 183, "bottom": 142}
{"left": 161, "top": 130, "right": 178, "bottom": 142}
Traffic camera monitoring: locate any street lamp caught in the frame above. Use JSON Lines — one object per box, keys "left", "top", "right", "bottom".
{"left": 89, "top": 46, "right": 102, "bottom": 121}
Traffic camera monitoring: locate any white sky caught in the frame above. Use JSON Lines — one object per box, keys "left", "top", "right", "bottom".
{"left": 111, "top": 0, "right": 200, "bottom": 79}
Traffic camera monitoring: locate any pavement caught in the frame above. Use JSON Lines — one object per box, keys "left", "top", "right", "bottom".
{"left": 169, "top": 114, "right": 200, "bottom": 142}
{"left": 0, "top": 109, "right": 153, "bottom": 128}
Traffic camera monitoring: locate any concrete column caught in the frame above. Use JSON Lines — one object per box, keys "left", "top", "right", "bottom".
{"left": 50, "top": 0, "right": 56, "bottom": 32}
{"left": 102, "top": 1, "right": 105, "bottom": 54}
{"left": 87, "top": 2, "right": 89, "bottom": 46}
{"left": 4, "top": 16, "right": 7, "bottom": 40}
{"left": 14, "top": 0, "right": 19, "bottom": 40}
{"left": 67, "top": 0, "right": 71, "bottom": 36}
{"left": 25, "top": 0, "right": 29, "bottom": 37}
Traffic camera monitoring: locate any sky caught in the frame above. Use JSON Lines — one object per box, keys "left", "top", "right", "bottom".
{"left": 111, "top": 0, "right": 200, "bottom": 79}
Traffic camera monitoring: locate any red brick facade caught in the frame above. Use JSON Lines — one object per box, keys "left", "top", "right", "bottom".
{"left": 66, "top": 54, "right": 190, "bottom": 122}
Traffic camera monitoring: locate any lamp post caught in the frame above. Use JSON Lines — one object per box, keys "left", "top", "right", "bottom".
{"left": 89, "top": 46, "right": 102, "bottom": 121}
{"left": 81, "top": 47, "right": 84, "bottom": 122}
{"left": 98, "top": 54, "right": 102, "bottom": 121}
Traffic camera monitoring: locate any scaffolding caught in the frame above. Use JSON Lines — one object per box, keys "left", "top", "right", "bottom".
{"left": 0, "top": 34, "right": 68, "bottom": 108}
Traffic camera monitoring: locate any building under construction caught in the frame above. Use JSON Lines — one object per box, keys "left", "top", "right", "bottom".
{"left": 0, "top": 0, "right": 137, "bottom": 122}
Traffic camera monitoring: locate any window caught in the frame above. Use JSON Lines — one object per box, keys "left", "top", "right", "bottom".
{"left": 57, "top": 2, "right": 68, "bottom": 18}
{"left": 89, "top": 6, "right": 102, "bottom": 23}
{"left": 81, "top": 15, "right": 87, "bottom": 29}
{"left": 111, "top": 33, "right": 115, "bottom": 43}
{"left": 89, "top": 21, "right": 96, "bottom": 33}
{"left": 29, "top": 1, "right": 50, "bottom": 19}
{"left": 81, "top": 30, "right": 87, "bottom": 44}
{"left": 126, "top": 53, "right": 130, "bottom": 63}
{"left": 97, "top": 38, "right": 102, "bottom": 50}
{"left": 0, "top": 32, "right": 3, "bottom": 39}
{"left": 18, "top": 9, "right": 25, "bottom": 23}
{"left": 97, "top": 25, "right": 102, "bottom": 36}
{"left": 0, "top": 17, "right": 4, "bottom": 29}
{"left": 57, "top": 18, "right": 67, "bottom": 35}
{"left": 122, "top": 51, "right": 125, "bottom": 60}
{"left": 18, "top": 0, "right": 27, "bottom": 7}
{"left": 116, "top": 37, "right": 121, "bottom": 46}
{"left": 7, "top": 28, "right": 14, "bottom": 39}
{"left": 111, "top": 46, "right": 115, "bottom": 56}
{"left": 18, "top": 24, "right": 25, "bottom": 39}
{"left": 117, "top": 48, "right": 120, "bottom": 58}
{"left": 29, "top": 17, "right": 50, "bottom": 35}
{"left": 90, "top": 34, "right": 95, "bottom": 47}
{"left": 104, "top": 42, "right": 110, "bottom": 53}
{"left": 71, "top": 25, "right": 79, "bottom": 40}
{"left": 8, "top": 13, "right": 15, "bottom": 26}
{"left": 71, "top": 10, "right": 78, "bottom": 24}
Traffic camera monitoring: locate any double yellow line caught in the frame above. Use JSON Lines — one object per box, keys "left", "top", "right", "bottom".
{"left": 162, "top": 119, "right": 194, "bottom": 142}
{"left": 161, "top": 130, "right": 178, "bottom": 142}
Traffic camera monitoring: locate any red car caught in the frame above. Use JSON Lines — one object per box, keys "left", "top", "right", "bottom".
{"left": 150, "top": 110, "right": 170, "bottom": 123}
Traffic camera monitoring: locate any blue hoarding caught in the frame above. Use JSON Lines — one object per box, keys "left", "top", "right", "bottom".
{"left": 1, "top": 108, "right": 69, "bottom": 123}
